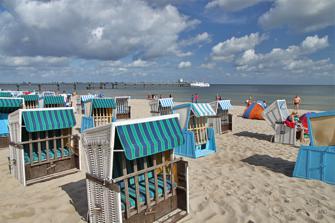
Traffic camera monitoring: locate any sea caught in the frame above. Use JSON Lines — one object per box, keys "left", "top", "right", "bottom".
{"left": 1, "top": 84, "right": 334, "bottom": 111}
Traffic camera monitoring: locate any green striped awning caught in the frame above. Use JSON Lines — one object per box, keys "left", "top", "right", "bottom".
{"left": 22, "top": 109, "right": 76, "bottom": 132}
{"left": 116, "top": 117, "right": 184, "bottom": 160}
{"left": 0, "top": 92, "right": 13, "bottom": 97}
{"left": 44, "top": 96, "right": 65, "bottom": 105}
{"left": 92, "top": 98, "right": 116, "bottom": 109}
{"left": 19, "top": 94, "right": 39, "bottom": 102}
{"left": 0, "top": 98, "right": 23, "bottom": 112}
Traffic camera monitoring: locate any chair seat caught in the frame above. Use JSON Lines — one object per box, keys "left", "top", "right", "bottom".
{"left": 24, "top": 147, "right": 71, "bottom": 164}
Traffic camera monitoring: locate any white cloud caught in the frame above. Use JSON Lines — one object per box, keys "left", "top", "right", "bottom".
{"left": 211, "top": 33, "right": 266, "bottom": 61}
{"left": 0, "top": 0, "right": 192, "bottom": 60}
{"left": 0, "top": 55, "right": 68, "bottom": 67}
{"left": 178, "top": 61, "right": 192, "bottom": 68}
{"left": 127, "top": 59, "right": 151, "bottom": 68}
{"left": 200, "top": 63, "right": 216, "bottom": 69}
{"left": 180, "top": 32, "right": 211, "bottom": 47}
{"left": 176, "top": 51, "right": 193, "bottom": 57}
{"left": 206, "top": 0, "right": 270, "bottom": 11}
{"left": 235, "top": 35, "right": 333, "bottom": 75}
{"left": 259, "top": 0, "right": 335, "bottom": 32}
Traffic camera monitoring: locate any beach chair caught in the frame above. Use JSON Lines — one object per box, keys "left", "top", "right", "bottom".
{"left": 8, "top": 108, "right": 80, "bottom": 186}
{"left": 115, "top": 96, "right": 131, "bottom": 119}
{"left": 0, "top": 91, "right": 13, "bottom": 97}
{"left": 173, "top": 103, "right": 216, "bottom": 158}
{"left": 208, "top": 100, "right": 233, "bottom": 134}
{"left": 19, "top": 94, "right": 39, "bottom": 109}
{"left": 0, "top": 97, "right": 24, "bottom": 148}
{"left": 293, "top": 111, "right": 335, "bottom": 185}
{"left": 82, "top": 114, "right": 189, "bottom": 223}
{"left": 149, "top": 98, "right": 174, "bottom": 116}
{"left": 39, "top": 95, "right": 66, "bottom": 108}
{"left": 81, "top": 94, "right": 96, "bottom": 114}
{"left": 263, "top": 100, "right": 297, "bottom": 145}
{"left": 81, "top": 98, "right": 116, "bottom": 132}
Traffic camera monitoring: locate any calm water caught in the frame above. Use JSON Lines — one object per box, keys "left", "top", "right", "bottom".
{"left": 1, "top": 84, "right": 334, "bottom": 111}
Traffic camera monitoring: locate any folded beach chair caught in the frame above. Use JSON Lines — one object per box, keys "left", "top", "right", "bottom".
{"left": 173, "top": 103, "right": 216, "bottom": 158}
{"left": 8, "top": 108, "right": 80, "bottom": 186}
{"left": 149, "top": 97, "right": 174, "bottom": 116}
{"left": 293, "top": 111, "right": 335, "bottom": 185}
{"left": 263, "top": 100, "right": 297, "bottom": 145}
{"left": 82, "top": 114, "right": 189, "bottom": 223}
{"left": 208, "top": 100, "right": 233, "bottom": 134}
{"left": 115, "top": 96, "right": 131, "bottom": 119}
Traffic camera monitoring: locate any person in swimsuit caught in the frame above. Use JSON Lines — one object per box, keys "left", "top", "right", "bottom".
{"left": 293, "top": 95, "right": 301, "bottom": 112}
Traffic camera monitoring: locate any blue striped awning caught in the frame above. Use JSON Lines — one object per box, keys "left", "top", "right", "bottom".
{"left": 218, "top": 100, "right": 232, "bottom": 110}
{"left": 44, "top": 96, "right": 65, "bottom": 105}
{"left": 81, "top": 95, "right": 95, "bottom": 103}
{"left": 0, "top": 92, "right": 13, "bottom": 97}
{"left": 91, "top": 98, "right": 116, "bottom": 109}
{"left": 191, "top": 103, "right": 216, "bottom": 117}
{"left": 159, "top": 98, "right": 174, "bottom": 108}
{"left": 22, "top": 109, "right": 76, "bottom": 132}
{"left": 0, "top": 98, "right": 23, "bottom": 112}
{"left": 19, "top": 94, "right": 39, "bottom": 102}
{"left": 116, "top": 117, "right": 184, "bottom": 160}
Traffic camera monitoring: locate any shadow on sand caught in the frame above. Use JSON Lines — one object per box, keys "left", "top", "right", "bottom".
{"left": 241, "top": 154, "right": 295, "bottom": 177}
{"left": 61, "top": 179, "right": 88, "bottom": 221}
{"left": 234, "top": 131, "right": 273, "bottom": 142}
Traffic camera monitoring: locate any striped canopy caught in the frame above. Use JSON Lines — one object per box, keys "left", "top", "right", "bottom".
{"left": 20, "top": 94, "right": 39, "bottom": 102}
{"left": 44, "top": 96, "right": 65, "bottom": 105}
{"left": 81, "top": 95, "right": 95, "bottom": 103}
{"left": 159, "top": 98, "right": 174, "bottom": 108}
{"left": 116, "top": 117, "right": 184, "bottom": 160}
{"left": 0, "top": 98, "right": 23, "bottom": 112}
{"left": 191, "top": 103, "right": 216, "bottom": 117}
{"left": 218, "top": 100, "right": 232, "bottom": 110}
{"left": 0, "top": 92, "right": 12, "bottom": 97}
{"left": 92, "top": 98, "right": 116, "bottom": 109}
{"left": 22, "top": 109, "right": 76, "bottom": 132}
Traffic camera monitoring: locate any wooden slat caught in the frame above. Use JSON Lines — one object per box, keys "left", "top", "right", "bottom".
{"left": 169, "top": 151, "right": 176, "bottom": 196}
{"left": 53, "top": 133, "right": 57, "bottom": 160}
{"left": 143, "top": 158, "right": 151, "bottom": 209}
{"left": 152, "top": 155, "right": 160, "bottom": 203}
{"left": 161, "top": 155, "right": 168, "bottom": 199}
{"left": 46, "top": 131, "right": 50, "bottom": 162}
{"left": 122, "top": 155, "right": 130, "bottom": 218}
{"left": 29, "top": 133, "right": 33, "bottom": 164}
{"left": 60, "top": 130, "right": 64, "bottom": 158}
{"left": 132, "top": 159, "right": 141, "bottom": 213}
{"left": 20, "top": 135, "right": 73, "bottom": 145}
{"left": 37, "top": 132, "right": 41, "bottom": 162}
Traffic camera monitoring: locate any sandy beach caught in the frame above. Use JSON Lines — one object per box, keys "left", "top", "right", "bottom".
{"left": 0, "top": 99, "right": 335, "bottom": 223}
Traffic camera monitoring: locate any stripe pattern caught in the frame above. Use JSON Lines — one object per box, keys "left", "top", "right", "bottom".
{"left": 19, "top": 94, "right": 39, "bottom": 102}
{"left": 159, "top": 98, "right": 174, "bottom": 108}
{"left": 22, "top": 109, "right": 76, "bottom": 132}
{"left": 218, "top": 100, "right": 232, "bottom": 110}
{"left": 81, "top": 95, "right": 95, "bottom": 103}
{"left": 92, "top": 98, "right": 116, "bottom": 109}
{"left": 191, "top": 103, "right": 216, "bottom": 117}
{"left": 116, "top": 117, "right": 184, "bottom": 160}
{"left": 0, "top": 92, "right": 13, "bottom": 97}
{"left": 0, "top": 98, "right": 23, "bottom": 112}
{"left": 44, "top": 96, "right": 65, "bottom": 105}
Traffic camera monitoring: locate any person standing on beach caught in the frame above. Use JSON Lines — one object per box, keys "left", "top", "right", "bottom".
{"left": 293, "top": 95, "right": 301, "bottom": 112}
{"left": 191, "top": 94, "right": 194, "bottom": 103}
{"left": 194, "top": 93, "right": 199, "bottom": 103}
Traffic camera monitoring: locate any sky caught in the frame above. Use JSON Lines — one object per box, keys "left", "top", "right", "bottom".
{"left": 0, "top": 0, "right": 334, "bottom": 84}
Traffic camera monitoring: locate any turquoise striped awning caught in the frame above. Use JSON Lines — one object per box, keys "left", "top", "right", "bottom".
{"left": 44, "top": 96, "right": 65, "bottom": 105}
{"left": 92, "top": 98, "right": 116, "bottom": 109}
{"left": 20, "top": 94, "right": 39, "bottom": 102}
{"left": 0, "top": 98, "right": 23, "bottom": 112}
{"left": 218, "top": 100, "right": 232, "bottom": 110}
{"left": 159, "top": 98, "right": 174, "bottom": 108}
{"left": 22, "top": 109, "right": 76, "bottom": 132}
{"left": 116, "top": 117, "right": 184, "bottom": 160}
{"left": 191, "top": 103, "right": 216, "bottom": 117}
{"left": 0, "top": 92, "right": 12, "bottom": 97}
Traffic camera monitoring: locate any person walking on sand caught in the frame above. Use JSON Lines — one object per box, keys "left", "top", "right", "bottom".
{"left": 293, "top": 95, "right": 301, "bottom": 112}
{"left": 194, "top": 93, "right": 199, "bottom": 103}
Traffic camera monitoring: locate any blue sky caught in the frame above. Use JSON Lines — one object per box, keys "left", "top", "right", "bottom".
{"left": 0, "top": 0, "right": 334, "bottom": 84}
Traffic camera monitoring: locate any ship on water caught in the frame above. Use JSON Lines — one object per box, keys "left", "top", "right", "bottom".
{"left": 190, "top": 81, "right": 210, "bottom": 87}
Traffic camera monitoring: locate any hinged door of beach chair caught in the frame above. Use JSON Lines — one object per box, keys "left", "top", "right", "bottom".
{"left": 274, "top": 123, "right": 296, "bottom": 145}
{"left": 0, "top": 97, "right": 24, "bottom": 148}
{"left": 8, "top": 108, "right": 80, "bottom": 186}
{"left": 19, "top": 94, "right": 39, "bottom": 109}
{"left": 208, "top": 100, "right": 233, "bottom": 134}
{"left": 82, "top": 114, "right": 189, "bottom": 223}
{"left": 263, "top": 100, "right": 289, "bottom": 129}
{"left": 293, "top": 111, "right": 335, "bottom": 184}
{"left": 173, "top": 103, "right": 216, "bottom": 158}
{"left": 41, "top": 95, "right": 66, "bottom": 108}
{"left": 115, "top": 96, "right": 131, "bottom": 119}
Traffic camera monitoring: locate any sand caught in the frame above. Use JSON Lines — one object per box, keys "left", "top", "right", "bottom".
{"left": 0, "top": 99, "right": 335, "bottom": 223}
